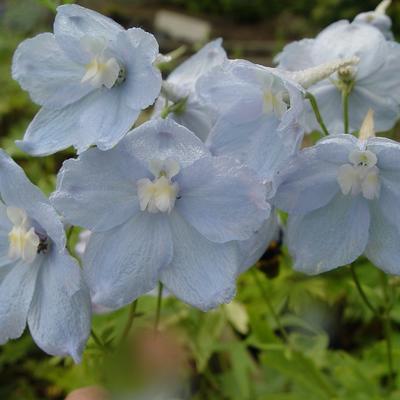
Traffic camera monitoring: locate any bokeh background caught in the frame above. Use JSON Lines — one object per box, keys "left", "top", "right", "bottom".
{"left": 1, "top": 1, "right": 400, "bottom": 399}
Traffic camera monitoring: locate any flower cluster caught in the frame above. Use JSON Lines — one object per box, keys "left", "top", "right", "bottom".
{"left": 3, "top": 1, "right": 400, "bottom": 361}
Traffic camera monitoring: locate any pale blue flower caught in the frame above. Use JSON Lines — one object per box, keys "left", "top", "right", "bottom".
{"left": 12, "top": 4, "right": 161, "bottom": 155}
{"left": 273, "top": 133, "right": 400, "bottom": 275}
{"left": 276, "top": 20, "right": 400, "bottom": 134}
{"left": 51, "top": 118, "right": 270, "bottom": 311}
{"left": 154, "top": 39, "right": 227, "bottom": 141}
{"left": 197, "top": 59, "right": 306, "bottom": 187}
{"left": 0, "top": 150, "right": 90, "bottom": 362}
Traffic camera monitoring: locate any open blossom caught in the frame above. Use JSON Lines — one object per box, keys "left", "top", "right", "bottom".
{"left": 51, "top": 118, "right": 270, "bottom": 311}
{"left": 197, "top": 59, "right": 305, "bottom": 187}
{"left": 273, "top": 114, "right": 400, "bottom": 275}
{"left": 0, "top": 150, "right": 90, "bottom": 361}
{"left": 153, "top": 39, "right": 227, "bottom": 141}
{"left": 276, "top": 20, "right": 400, "bottom": 134}
{"left": 12, "top": 4, "right": 161, "bottom": 155}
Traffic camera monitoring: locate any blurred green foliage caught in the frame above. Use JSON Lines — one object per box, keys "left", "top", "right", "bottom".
{"left": 1, "top": 0, "right": 400, "bottom": 399}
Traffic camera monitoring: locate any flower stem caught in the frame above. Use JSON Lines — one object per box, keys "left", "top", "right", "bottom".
{"left": 251, "top": 269, "right": 289, "bottom": 342}
{"left": 154, "top": 282, "right": 163, "bottom": 333}
{"left": 349, "top": 264, "right": 377, "bottom": 314}
{"left": 380, "top": 271, "right": 396, "bottom": 390}
{"left": 119, "top": 299, "right": 139, "bottom": 344}
{"left": 342, "top": 89, "right": 350, "bottom": 133}
{"left": 305, "top": 92, "right": 329, "bottom": 136}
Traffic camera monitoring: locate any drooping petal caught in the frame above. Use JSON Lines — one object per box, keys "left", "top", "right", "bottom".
{"left": 126, "top": 118, "right": 210, "bottom": 168}
{"left": 12, "top": 33, "right": 92, "bottom": 109}
{"left": 28, "top": 249, "right": 91, "bottom": 362}
{"left": 287, "top": 194, "right": 370, "bottom": 274}
{"left": 160, "top": 212, "right": 239, "bottom": 311}
{"left": 51, "top": 146, "right": 148, "bottom": 232}
{"left": 0, "top": 259, "right": 40, "bottom": 344}
{"left": 238, "top": 210, "right": 280, "bottom": 274}
{"left": 83, "top": 212, "right": 173, "bottom": 310}
{"left": 17, "top": 88, "right": 138, "bottom": 155}
{"left": 365, "top": 201, "right": 400, "bottom": 274}
{"left": 176, "top": 156, "right": 270, "bottom": 243}
{"left": 0, "top": 150, "right": 65, "bottom": 249}
{"left": 54, "top": 4, "right": 123, "bottom": 41}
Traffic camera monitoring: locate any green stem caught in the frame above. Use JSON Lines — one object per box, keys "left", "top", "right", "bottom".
{"left": 251, "top": 269, "right": 289, "bottom": 342}
{"left": 154, "top": 282, "right": 164, "bottom": 333}
{"left": 350, "top": 264, "right": 377, "bottom": 314}
{"left": 119, "top": 299, "right": 138, "bottom": 344}
{"left": 342, "top": 89, "right": 350, "bottom": 133}
{"left": 380, "top": 272, "right": 395, "bottom": 390}
{"left": 305, "top": 92, "right": 329, "bottom": 136}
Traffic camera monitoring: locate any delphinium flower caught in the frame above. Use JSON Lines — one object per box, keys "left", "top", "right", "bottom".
{"left": 276, "top": 18, "right": 400, "bottom": 134}
{"left": 273, "top": 111, "right": 400, "bottom": 275}
{"left": 154, "top": 39, "right": 227, "bottom": 141}
{"left": 51, "top": 118, "right": 270, "bottom": 311}
{"left": 197, "top": 59, "right": 306, "bottom": 186}
{"left": 0, "top": 150, "right": 91, "bottom": 361}
{"left": 12, "top": 4, "right": 161, "bottom": 155}
{"left": 354, "top": 0, "right": 393, "bottom": 40}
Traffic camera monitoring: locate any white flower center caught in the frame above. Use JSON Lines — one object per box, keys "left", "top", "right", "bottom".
{"left": 337, "top": 149, "right": 380, "bottom": 200}
{"left": 137, "top": 159, "right": 180, "bottom": 214}
{"left": 80, "top": 36, "right": 123, "bottom": 89}
{"left": 7, "top": 207, "right": 40, "bottom": 263}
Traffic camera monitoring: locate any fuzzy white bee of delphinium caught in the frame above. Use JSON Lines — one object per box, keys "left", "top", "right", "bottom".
{"left": 12, "top": 4, "right": 161, "bottom": 155}
{"left": 273, "top": 111, "right": 400, "bottom": 275}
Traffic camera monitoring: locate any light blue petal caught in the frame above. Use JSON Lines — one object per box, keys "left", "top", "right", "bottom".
{"left": 160, "top": 212, "right": 239, "bottom": 311}
{"left": 365, "top": 201, "right": 400, "bottom": 275}
{"left": 273, "top": 147, "right": 340, "bottom": 214}
{"left": 176, "top": 156, "right": 270, "bottom": 243}
{"left": 0, "top": 150, "right": 65, "bottom": 249}
{"left": 238, "top": 210, "right": 280, "bottom": 273}
{"left": 83, "top": 212, "right": 173, "bottom": 310}
{"left": 0, "top": 259, "right": 41, "bottom": 344}
{"left": 17, "top": 88, "right": 138, "bottom": 155}
{"left": 113, "top": 28, "right": 161, "bottom": 111}
{"left": 206, "top": 102, "right": 300, "bottom": 184}
{"left": 168, "top": 38, "right": 227, "bottom": 91}
{"left": 0, "top": 202, "right": 13, "bottom": 267}
{"left": 126, "top": 118, "right": 210, "bottom": 168}
{"left": 54, "top": 4, "right": 123, "bottom": 40}
{"left": 51, "top": 146, "right": 148, "bottom": 232}
{"left": 287, "top": 194, "right": 370, "bottom": 274}
{"left": 275, "top": 39, "right": 315, "bottom": 70}
{"left": 28, "top": 249, "right": 91, "bottom": 362}
{"left": 368, "top": 137, "right": 400, "bottom": 170}
{"left": 12, "top": 33, "right": 92, "bottom": 109}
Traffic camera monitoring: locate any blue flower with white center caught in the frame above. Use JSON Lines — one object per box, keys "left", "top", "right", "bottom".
{"left": 153, "top": 39, "right": 227, "bottom": 141}
{"left": 12, "top": 4, "right": 161, "bottom": 156}
{"left": 51, "top": 118, "right": 270, "bottom": 311}
{"left": 197, "top": 59, "right": 306, "bottom": 187}
{"left": 0, "top": 150, "right": 91, "bottom": 362}
{"left": 273, "top": 115, "right": 400, "bottom": 275}
{"left": 276, "top": 20, "right": 400, "bottom": 135}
